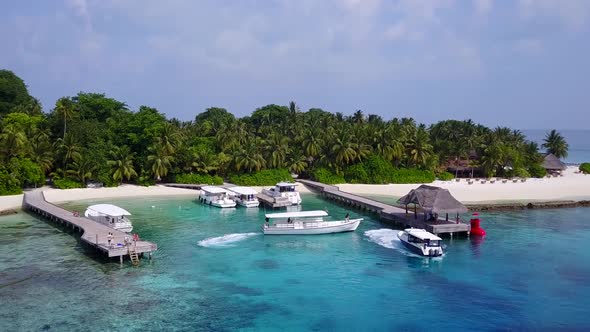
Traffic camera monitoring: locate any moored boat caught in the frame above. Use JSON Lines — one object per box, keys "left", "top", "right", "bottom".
{"left": 261, "top": 182, "right": 302, "bottom": 205}
{"left": 263, "top": 210, "right": 361, "bottom": 235}
{"left": 199, "top": 186, "right": 236, "bottom": 208}
{"left": 84, "top": 204, "right": 133, "bottom": 233}
{"left": 227, "top": 186, "right": 259, "bottom": 208}
{"left": 397, "top": 228, "right": 443, "bottom": 257}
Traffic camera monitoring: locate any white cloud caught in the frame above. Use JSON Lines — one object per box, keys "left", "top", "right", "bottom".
{"left": 66, "top": 0, "right": 88, "bottom": 18}
{"left": 474, "top": 0, "right": 492, "bottom": 15}
{"left": 519, "top": 0, "right": 590, "bottom": 29}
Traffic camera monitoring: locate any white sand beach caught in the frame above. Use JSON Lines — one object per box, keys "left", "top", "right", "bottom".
{"left": 0, "top": 167, "right": 588, "bottom": 213}
{"left": 0, "top": 185, "right": 199, "bottom": 212}
{"left": 337, "top": 166, "right": 590, "bottom": 203}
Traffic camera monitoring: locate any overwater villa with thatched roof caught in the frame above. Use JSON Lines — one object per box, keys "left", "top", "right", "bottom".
{"left": 542, "top": 153, "right": 566, "bottom": 174}
{"left": 398, "top": 185, "right": 468, "bottom": 222}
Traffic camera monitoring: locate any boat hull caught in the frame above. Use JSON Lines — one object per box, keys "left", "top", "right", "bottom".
{"left": 116, "top": 226, "right": 133, "bottom": 233}
{"left": 236, "top": 200, "right": 260, "bottom": 208}
{"left": 397, "top": 231, "right": 443, "bottom": 257}
{"left": 263, "top": 219, "right": 361, "bottom": 235}
{"left": 199, "top": 195, "right": 236, "bottom": 208}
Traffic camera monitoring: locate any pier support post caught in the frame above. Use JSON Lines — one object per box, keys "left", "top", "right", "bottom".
{"left": 96, "top": 234, "right": 98, "bottom": 245}
{"left": 119, "top": 255, "right": 123, "bottom": 265}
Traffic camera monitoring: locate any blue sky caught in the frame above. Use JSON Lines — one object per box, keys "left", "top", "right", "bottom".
{"left": 1, "top": 0, "right": 589, "bottom": 129}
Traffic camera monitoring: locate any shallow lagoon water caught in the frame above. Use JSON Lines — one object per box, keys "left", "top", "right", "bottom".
{"left": 1, "top": 194, "right": 590, "bottom": 331}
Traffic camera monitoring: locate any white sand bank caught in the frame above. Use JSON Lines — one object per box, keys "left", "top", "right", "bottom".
{"left": 0, "top": 185, "right": 198, "bottom": 212}
{"left": 336, "top": 166, "right": 590, "bottom": 203}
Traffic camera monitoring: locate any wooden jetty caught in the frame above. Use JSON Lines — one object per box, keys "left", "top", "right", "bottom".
{"left": 22, "top": 191, "right": 157, "bottom": 263}
{"left": 296, "top": 179, "right": 470, "bottom": 236}
{"left": 163, "top": 183, "right": 203, "bottom": 190}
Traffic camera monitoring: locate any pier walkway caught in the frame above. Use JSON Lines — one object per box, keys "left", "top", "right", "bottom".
{"left": 296, "top": 180, "right": 470, "bottom": 236}
{"left": 23, "top": 191, "right": 157, "bottom": 262}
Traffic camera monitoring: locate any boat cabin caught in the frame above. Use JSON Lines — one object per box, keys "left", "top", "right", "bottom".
{"left": 201, "top": 186, "right": 230, "bottom": 196}
{"left": 199, "top": 186, "right": 236, "bottom": 208}
{"left": 272, "top": 182, "right": 298, "bottom": 193}
{"left": 405, "top": 229, "right": 442, "bottom": 247}
{"left": 84, "top": 204, "right": 133, "bottom": 233}
{"left": 265, "top": 210, "right": 328, "bottom": 224}
{"left": 228, "top": 186, "right": 257, "bottom": 201}
{"left": 228, "top": 186, "right": 259, "bottom": 207}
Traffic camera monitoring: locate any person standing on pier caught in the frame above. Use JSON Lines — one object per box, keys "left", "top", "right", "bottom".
{"left": 107, "top": 232, "right": 113, "bottom": 248}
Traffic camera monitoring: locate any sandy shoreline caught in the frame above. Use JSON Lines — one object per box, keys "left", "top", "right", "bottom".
{"left": 336, "top": 166, "right": 590, "bottom": 203}
{"left": 0, "top": 167, "right": 588, "bottom": 212}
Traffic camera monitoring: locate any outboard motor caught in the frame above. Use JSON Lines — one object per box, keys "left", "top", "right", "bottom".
{"left": 470, "top": 212, "right": 486, "bottom": 236}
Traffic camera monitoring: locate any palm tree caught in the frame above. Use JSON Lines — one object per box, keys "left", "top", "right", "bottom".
{"left": 302, "top": 126, "right": 323, "bottom": 160}
{"left": 30, "top": 130, "right": 54, "bottom": 174}
{"left": 158, "top": 122, "right": 182, "bottom": 155}
{"left": 67, "top": 154, "right": 96, "bottom": 185}
{"left": 542, "top": 129, "right": 569, "bottom": 159}
{"left": 331, "top": 133, "right": 358, "bottom": 166}
{"left": 148, "top": 142, "right": 174, "bottom": 181}
{"left": 191, "top": 148, "right": 218, "bottom": 174}
{"left": 407, "top": 127, "right": 432, "bottom": 168}
{"left": 234, "top": 139, "right": 266, "bottom": 172}
{"left": 0, "top": 124, "right": 28, "bottom": 161}
{"left": 107, "top": 145, "right": 138, "bottom": 184}
{"left": 54, "top": 133, "right": 81, "bottom": 173}
{"left": 55, "top": 97, "right": 76, "bottom": 138}
{"left": 263, "top": 133, "right": 290, "bottom": 169}
{"left": 285, "top": 151, "right": 308, "bottom": 174}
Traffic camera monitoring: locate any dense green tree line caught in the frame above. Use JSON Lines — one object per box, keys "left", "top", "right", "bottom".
{"left": 0, "top": 69, "right": 569, "bottom": 194}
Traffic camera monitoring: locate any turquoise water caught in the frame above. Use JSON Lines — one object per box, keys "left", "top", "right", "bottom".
{"left": 1, "top": 194, "right": 590, "bottom": 331}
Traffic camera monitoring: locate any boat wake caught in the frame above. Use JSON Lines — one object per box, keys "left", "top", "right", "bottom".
{"left": 364, "top": 229, "right": 422, "bottom": 257}
{"left": 197, "top": 233, "right": 259, "bottom": 248}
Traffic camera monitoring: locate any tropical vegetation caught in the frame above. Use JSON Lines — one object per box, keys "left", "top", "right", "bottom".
{"left": 0, "top": 69, "right": 568, "bottom": 195}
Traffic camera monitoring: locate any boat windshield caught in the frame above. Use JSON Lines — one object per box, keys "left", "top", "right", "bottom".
{"left": 279, "top": 186, "right": 296, "bottom": 193}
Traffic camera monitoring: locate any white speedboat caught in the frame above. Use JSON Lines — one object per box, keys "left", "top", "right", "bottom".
{"left": 227, "top": 186, "right": 259, "bottom": 208}
{"left": 261, "top": 182, "right": 302, "bottom": 205}
{"left": 263, "top": 211, "right": 362, "bottom": 235}
{"left": 397, "top": 228, "right": 443, "bottom": 257}
{"left": 199, "top": 186, "right": 236, "bottom": 208}
{"left": 84, "top": 204, "right": 133, "bottom": 233}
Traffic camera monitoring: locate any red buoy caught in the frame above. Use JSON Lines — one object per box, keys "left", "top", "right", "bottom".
{"left": 470, "top": 212, "right": 486, "bottom": 236}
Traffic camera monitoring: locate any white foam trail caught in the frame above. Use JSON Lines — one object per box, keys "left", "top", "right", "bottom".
{"left": 197, "top": 233, "right": 259, "bottom": 248}
{"left": 364, "top": 229, "right": 422, "bottom": 257}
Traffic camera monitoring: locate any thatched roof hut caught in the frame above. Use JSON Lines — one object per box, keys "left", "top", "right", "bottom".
{"left": 542, "top": 153, "right": 566, "bottom": 171}
{"left": 398, "top": 185, "right": 467, "bottom": 215}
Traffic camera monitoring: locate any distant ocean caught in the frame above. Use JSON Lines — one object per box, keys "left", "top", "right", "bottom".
{"left": 523, "top": 129, "right": 590, "bottom": 165}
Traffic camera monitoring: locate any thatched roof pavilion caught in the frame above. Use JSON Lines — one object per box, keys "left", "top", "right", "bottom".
{"left": 398, "top": 185, "right": 467, "bottom": 221}
{"left": 542, "top": 153, "right": 566, "bottom": 172}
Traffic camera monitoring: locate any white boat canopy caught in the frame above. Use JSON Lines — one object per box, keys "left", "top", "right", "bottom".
{"left": 276, "top": 182, "right": 298, "bottom": 187}
{"left": 265, "top": 210, "right": 328, "bottom": 219}
{"left": 405, "top": 228, "right": 442, "bottom": 241}
{"left": 86, "top": 204, "right": 131, "bottom": 217}
{"left": 201, "top": 186, "right": 229, "bottom": 194}
{"left": 228, "top": 186, "right": 258, "bottom": 195}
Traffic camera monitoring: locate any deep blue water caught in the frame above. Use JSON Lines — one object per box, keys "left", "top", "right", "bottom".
{"left": 1, "top": 194, "right": 590, "bottom": 331}
{"left": 523, "top": 129, "right": 590, "bottom": 164}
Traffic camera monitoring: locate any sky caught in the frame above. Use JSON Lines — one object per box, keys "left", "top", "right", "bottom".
{"left": 1, "top": 0, "right": 589, "bottom": 129}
